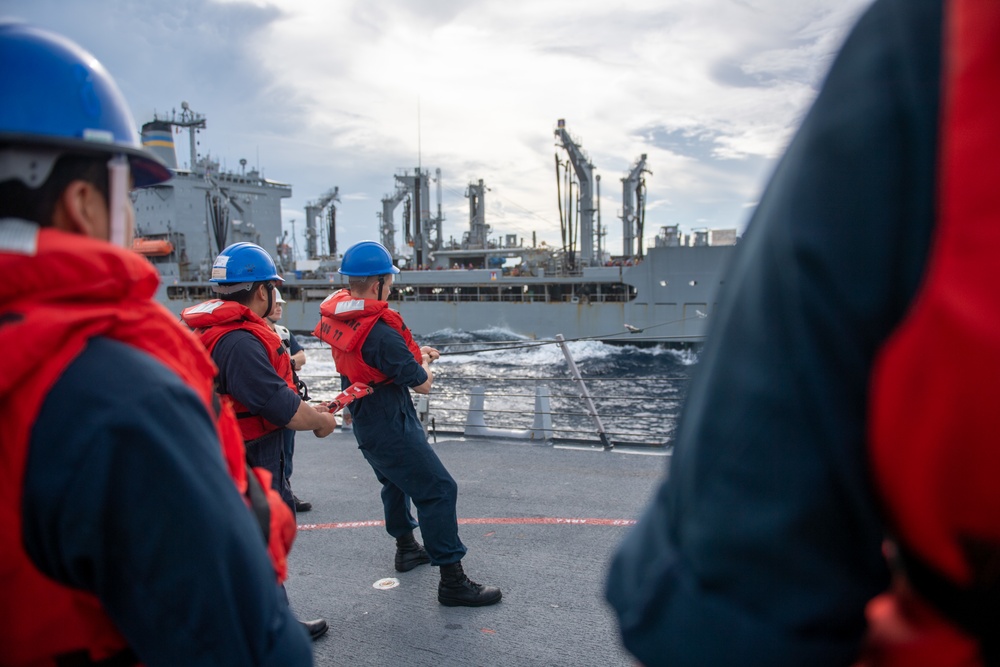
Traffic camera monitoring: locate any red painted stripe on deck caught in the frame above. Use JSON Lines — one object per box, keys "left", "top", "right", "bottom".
{"left": 298, "top": 517, "right": 637, "bottom": 531}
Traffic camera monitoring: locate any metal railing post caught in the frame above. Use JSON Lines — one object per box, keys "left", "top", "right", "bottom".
{"left": 465, "top": 386, "right": 488, "bottom": 433}
{"left": 415, "top": 394, "right": 430, "bottom": 436}
{"left": 531, "top": 385, "right": 554, "bottom": 440}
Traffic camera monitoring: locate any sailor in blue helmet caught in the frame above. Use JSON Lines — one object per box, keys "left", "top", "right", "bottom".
{"left": 315, "top": 241, "right": 502, "bottom": 606}
{"left": 0, "top": 21, "right": 312, "bottom": 664}
{"left": 182, "top": 241, "right": 339, "bottom": 640}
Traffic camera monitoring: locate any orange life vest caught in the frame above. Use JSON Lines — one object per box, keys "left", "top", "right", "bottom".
{"left": 861, "top": 1, "right": 1000, "bottom": 664}
{"left": 181, "top": 300, "right": 296, "bottom": 442}
{"left": 313, "top": 289, "right": 423, "bottom": 385}
{"left": 0, "top": 226, "right": 294, "bottom": 666}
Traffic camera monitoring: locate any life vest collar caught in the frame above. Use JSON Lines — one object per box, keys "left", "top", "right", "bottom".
{"left": 182, "top": 299, "right": 295, "bottom": 442}
{"left": 314, "top": 289, "right": 422, "bottom": 386}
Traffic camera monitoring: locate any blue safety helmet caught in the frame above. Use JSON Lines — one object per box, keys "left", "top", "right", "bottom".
{"left": 210, "top": 242, "right": 283, "bottom": 285}
{"left": 339, "top": 240, "right": 400, "bottom": 277}
{"left": 0, "top": 21, "right": 170, "bottom": 188}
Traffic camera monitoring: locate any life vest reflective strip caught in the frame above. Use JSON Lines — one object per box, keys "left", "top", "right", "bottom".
{"left": 864, "top": 1, "right": 1000, "bottom": 663}
{"left": 313, "top": 289, "right": 423, "bottom": 386}
{"left": 182, "top": 300, "right": 296, "bottom": 442}
{"left": 0, "top": 228, "right": 290, "bottom": 664}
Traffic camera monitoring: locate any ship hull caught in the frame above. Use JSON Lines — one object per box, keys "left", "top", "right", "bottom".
{"left": 157, "top": 244, "right": 737, "bottom": 344}
{"left": 136, "top": 107, "right": 738, "bottom": 345}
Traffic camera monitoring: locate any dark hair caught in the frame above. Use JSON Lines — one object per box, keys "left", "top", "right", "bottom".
{"left": 0, "top": 154, "right": 109, "bottom": 226}
{"left": 218, "top": 281, "right": 269, "bottom": 306}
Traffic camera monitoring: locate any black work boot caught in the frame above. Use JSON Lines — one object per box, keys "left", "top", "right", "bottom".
{"left": 438, "top": 561, "right": 502, "bottom": 607}
{"left": 300, "top": 618, "right": 328, "bottom": 641}
{"left": 293, "top": 494, "right": 312, "bottom": 513}
{"left": 395, "top": 531, "right": 431, "bottom": 572}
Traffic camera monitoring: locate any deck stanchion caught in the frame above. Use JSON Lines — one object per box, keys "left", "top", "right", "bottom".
{"left": 415, "top": 394, "right": 430, "bottom": 435}
{"left": 531, "top": 385, "right": 554, "bottom": 440}
{"left": 465, "top": 386, "right": 488, "bottom": 435}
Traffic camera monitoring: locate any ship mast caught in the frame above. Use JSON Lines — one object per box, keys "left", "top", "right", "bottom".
{"left": 141, "top": 101, "right": 206, "bottom": 172}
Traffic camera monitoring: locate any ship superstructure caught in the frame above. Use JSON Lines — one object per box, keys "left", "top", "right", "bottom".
{"left": 138, "top": 107, "right": 738, "bottom": 344}
{"left": 133, "top": 102, "right": 291, "bottom": 284}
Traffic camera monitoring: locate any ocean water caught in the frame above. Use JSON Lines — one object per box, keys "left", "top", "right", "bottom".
{"left": 298, "top": 328, "right": 698, "bottom": 447}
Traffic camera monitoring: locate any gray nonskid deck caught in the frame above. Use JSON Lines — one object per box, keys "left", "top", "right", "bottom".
{"left": 284, "top": 430, "right": 666, "bottom": 666}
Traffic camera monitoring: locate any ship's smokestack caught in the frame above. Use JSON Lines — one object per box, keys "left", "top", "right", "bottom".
{"left": 141, "top": 120, "right": 178, "bottom": 170}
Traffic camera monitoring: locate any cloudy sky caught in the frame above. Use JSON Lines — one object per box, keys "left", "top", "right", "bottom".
{"left": 5, "top": 0, "right": 872, "bottom": 258}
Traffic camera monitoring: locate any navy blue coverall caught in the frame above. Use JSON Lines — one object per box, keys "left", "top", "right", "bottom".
{"left": 25, "top": 338, "right": 312, "bottom": 664}
{"left": 344, "top": 320, "right": 467, "bottom": 565}
{"left": 212, "top": 330, "right": 301, "bottom": 511}
{"left": 605, "top": 0, "right": 942, "bottom": 664}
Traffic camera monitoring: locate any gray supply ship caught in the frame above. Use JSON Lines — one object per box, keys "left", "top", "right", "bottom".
{"left": 135, "top": 105, "right": 738, "bottom": 344}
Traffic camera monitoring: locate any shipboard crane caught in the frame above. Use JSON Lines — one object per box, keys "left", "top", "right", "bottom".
{"left": 379, "top": 187, "right": 408, "bottom": 258}
{"left": 304, "top": 187, "right": 340, "bottom": 259}
{"left": 621, "top": 154, "right": 650, "bottom": 259}
{"left": 396, "top": 168, "right": 442, "bottom": 269}
{"left": 378, "top": 168, "right": 445, "bottom": 268}
{"left": 464, "top": 179, "right": 491, "bottom": 249}
{"left": 554, "top": 119, "right": 597, "bottom": 267}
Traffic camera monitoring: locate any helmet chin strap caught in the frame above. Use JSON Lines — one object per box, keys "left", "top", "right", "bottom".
{"left": 377, "top": 276, "right": 385, "bottom": 301}
{"left": 263, "top": 283, "right": 275, "bottom": 318}
{"left": 107, "top": 155, "right": 131, "bottom": 248}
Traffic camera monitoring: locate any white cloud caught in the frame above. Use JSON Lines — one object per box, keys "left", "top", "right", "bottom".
{"left": 5, "top": 0, "right": 873, "bottom": 256}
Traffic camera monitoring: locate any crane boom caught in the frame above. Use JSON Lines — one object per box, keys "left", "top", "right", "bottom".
{"left": 621, "top": 154, "right": 650, "bottom": 258}
{"left": 554, "top": 119, "right": 596, "bottom": 267}
{"left": 304, "top": 187, "right": 340, "bottom": 259}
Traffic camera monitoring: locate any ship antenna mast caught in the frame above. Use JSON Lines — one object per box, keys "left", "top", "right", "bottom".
{"left": 168, "top": 101, "right": 206, "bottom": 173}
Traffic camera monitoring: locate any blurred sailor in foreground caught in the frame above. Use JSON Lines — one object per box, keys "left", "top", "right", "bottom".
{"left": 607, "top": 1, "right": 1000, "bottom": 665}
{"left": 0, "top": 21, "right": 312, "bottom": 664}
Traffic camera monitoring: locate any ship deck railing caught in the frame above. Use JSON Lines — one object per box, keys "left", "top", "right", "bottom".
{"left": 302, "top": 373, "right": 682, "bottom": 452}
